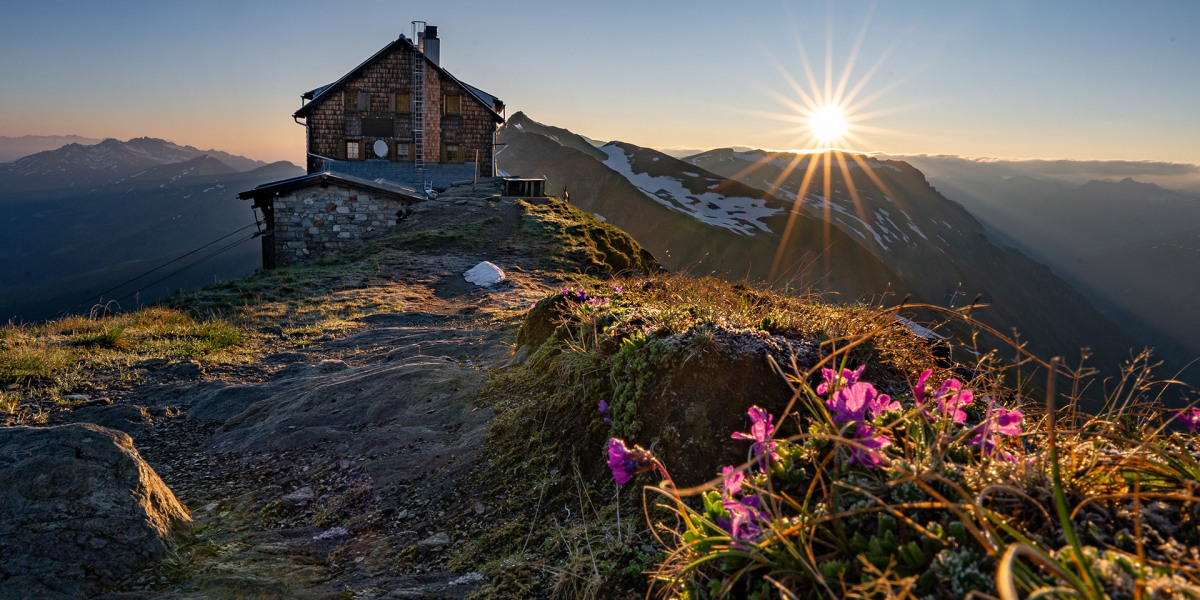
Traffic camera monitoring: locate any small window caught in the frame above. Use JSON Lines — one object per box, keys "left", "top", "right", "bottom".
{"left": 445, "top": 143, "right": 460, "bottom": 163}
{"left": 444, "top": 94, "right": 461, "bottom": 115}
{"left": 346, "top": 141, "right": 360, "bottom": 160}
{"left": 396, "top": 142, "right": 411, "bottom": 162}
{"left": 396, "top": 93, "right": 410, "bottom": 113}
{"left": 344, "top": 90, "right": 359, "bottom": 110}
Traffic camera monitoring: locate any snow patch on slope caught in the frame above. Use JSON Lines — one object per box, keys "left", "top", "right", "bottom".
{"left": 601, "top": 145, "right": 781, "bottom": 236}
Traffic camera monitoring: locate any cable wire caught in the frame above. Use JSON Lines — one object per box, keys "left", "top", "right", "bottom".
{"left": 76, "top": 223, "right": 257, "bottom": 308}
{"left": 114, "top": 231, "right": 259, "bottom": 305}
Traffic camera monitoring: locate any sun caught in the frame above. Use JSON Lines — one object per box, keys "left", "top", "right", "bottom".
{"left": 808, "top": 104, "right": 847, "bottom": 146}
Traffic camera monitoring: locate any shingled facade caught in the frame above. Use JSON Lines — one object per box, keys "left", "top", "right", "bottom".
{"left": 241, "top": 23, "right": 505, "bottom": 269}
{"left": 293, "top": 25, "right": 505, "bottom": 190}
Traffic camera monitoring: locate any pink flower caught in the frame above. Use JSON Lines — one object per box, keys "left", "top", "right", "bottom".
{"left": 865, "top": 390, "right": 900, "bottom": 420}
{"left": 932, "top": 378, "right": 973, "bottom": 424}
{"left": 720, "top": 465, "right": 745, "bottom": 497}
{"left": 731, "top": 406, "right": 780, "bottom": 467}
{"left": 1179, "top": 408, "right": 1200, "bottom": 433}
{"left": 913, "top": 369, "right": 933, "bottom": 408}
{"left": 817, "top": 365, "right": 866, "bottom": 396}
{"left": 606, "top": 438, "right": 658, "bottom": 485}
{"left": 848, "top": 424, "right": 892, "bottom": 468}
{"left": 827, "top": 381, "right": 896, "bottom": 423}
{"left": 970, "top": 399, "right": 1024, "bottom": 461}
{"left": 719, "top": 496, "right": 770, "bottom": 544}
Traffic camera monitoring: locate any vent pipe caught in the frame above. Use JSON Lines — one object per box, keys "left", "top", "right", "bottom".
{"left": 421, "top": 24, "right": 440, "bottom": 66}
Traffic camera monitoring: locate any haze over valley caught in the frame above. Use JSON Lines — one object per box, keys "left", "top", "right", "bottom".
{"left": 0, "top": 138, "right": 302, "bottom": 322}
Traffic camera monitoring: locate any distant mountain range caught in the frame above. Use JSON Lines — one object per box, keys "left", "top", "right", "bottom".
{"left": 0, "top": 135, "right": 103, "bottom": 163}
{"left": 498, "top": 112, "right": 1154, "bottom": 380}
{"left": 0, "top": 137, "right": 302, "bottom": 322}
{"left": 0, "top": 137, "right": 271, "bottom": 196}
{"left": 896, "top": 155, "right": 1200, "bottom": 375}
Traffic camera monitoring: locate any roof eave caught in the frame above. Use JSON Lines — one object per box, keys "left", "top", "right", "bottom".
{"left": 295, "top": 35, "right": 503, "bottom": 122}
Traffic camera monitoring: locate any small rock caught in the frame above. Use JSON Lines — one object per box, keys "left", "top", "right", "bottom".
{"left": 204, "top": 502, "right": 220, "bottom": 513}
{"left": 463, "top": 261, "right": 505, "bottom": 287}
{"left": 449, "top": 572, "right": 485, "bottom": 586}
{"left": 417, "top": 532, "right": 450, "bottom": 552}
{"left": 61, "top": 394, "right": 90, "bottom": 403}
{"left": 473, "top": 501, "right": 486, "bottom": 515}
{"left": 80, "top": 397, "right": 112, "bottom": 408}
{"left": 167, "top": 360, "right": 204, "bottom": 379}
{"left": 281, "top": 486, "right": 315, "bottom": 508}
{"left": 313, "top": 526, "right": 350, "bottom": 540}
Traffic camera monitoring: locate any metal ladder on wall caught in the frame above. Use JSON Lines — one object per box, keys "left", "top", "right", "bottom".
{"left": 411, "top": 21, "right": 427, "bottom": 194}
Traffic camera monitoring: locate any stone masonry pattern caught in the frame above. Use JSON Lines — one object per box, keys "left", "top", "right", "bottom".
{"left": 271, "top": 184, "right": 406, "bottom": 267}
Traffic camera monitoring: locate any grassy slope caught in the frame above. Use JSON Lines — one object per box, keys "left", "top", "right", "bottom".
{"left": 475, "top": 274, "right": 1200, "bottom": 599}
{"left": 3, "top": 187, "right": 1198, "bottom": 599}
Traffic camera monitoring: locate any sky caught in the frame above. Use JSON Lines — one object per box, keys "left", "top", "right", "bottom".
{"left": 1, "top": 0, "right": 1197, "bottom": 166}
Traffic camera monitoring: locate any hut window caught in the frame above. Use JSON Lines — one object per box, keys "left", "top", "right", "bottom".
{"left": 396, "top": 93, "right": 410, "bottom": 113}
{"left": 344, "top": 91, "right": 359, "bottom": 110}
{"left": 444, "top": 94, "right": 461, "bottom": 115}
{"left": 346, "top": 141, "right": 360, "bottom": 160}
{"left": 397, "top": 142, "right": 411, "bottom": 162}
{"left": 445, "top": 143, "right": 460, "bottom": 163}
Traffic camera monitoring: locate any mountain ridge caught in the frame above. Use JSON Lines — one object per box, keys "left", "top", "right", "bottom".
{"left": 0, "top": 137, "right": 278, "bottom": 197}
{"left": 499, "top": 114, "right": 1152, "bottom": 376}
{"left": 0, "top": 142, "right": 303, "bottom": 323}
{"left": 0, "top": 134, "right": 104, "bottom": 163}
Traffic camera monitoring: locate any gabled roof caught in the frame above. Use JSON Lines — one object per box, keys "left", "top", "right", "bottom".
{"left": 293, "top": 35, "right": 504, "bottom": 123}
{"left": 238, "top": 171, "right": 423, "bottom": 204}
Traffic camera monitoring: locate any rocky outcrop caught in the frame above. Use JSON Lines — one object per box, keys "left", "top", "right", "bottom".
{"left": 0, "top": 424, "right": 191, "bottom": 599}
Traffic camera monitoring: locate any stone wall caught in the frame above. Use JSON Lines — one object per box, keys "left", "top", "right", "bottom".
{"left": 271, "top": 183, "right": 409, "bottom": 267}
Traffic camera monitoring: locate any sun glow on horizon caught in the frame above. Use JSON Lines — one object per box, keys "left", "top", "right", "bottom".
{"left": 808, "top": 104, "right": 848, "bottom": 146}
{"left": 737, "top": 6, "right": 912, "bottom": 282}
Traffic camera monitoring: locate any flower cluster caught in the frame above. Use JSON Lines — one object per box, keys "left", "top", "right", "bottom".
{"left": 605, "top": 406, "right": 782, "bottom": 544}
{"left": 720, "top": 406, "right": 780, "bottom": 543}
{"left": 914, "top": 369, "right": 1023, "bottom": 461}
{"left": 560, "top": 287, "right": 609, "bottom": 307}
{"left": 603, "top": 369, "right": 1028, "bottom": 554}
{"left": 819, "top": 367, "right": 896, "bottom": 467}
{"left": 817, "top": 366, "right": 1024, "bottom": 467}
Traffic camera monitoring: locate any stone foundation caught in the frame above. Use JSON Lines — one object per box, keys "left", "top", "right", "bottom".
{"left": 272, "top": 184, "right": 408, "bottom": 266}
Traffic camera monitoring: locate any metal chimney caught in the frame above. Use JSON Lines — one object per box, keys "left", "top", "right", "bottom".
{"left": 422, "top": 24, "right": 440, "bottom": 66}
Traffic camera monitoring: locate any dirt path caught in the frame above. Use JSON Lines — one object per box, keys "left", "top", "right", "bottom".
{"left": 72, "top": 261, "right": 556, "bottom": 599}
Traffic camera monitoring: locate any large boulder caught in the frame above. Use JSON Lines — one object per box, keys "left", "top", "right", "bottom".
{"left": 0, "top": 423, "right": 191, "bottom": 599}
